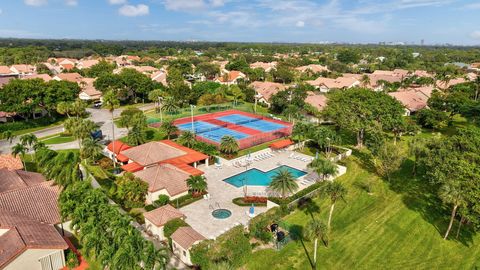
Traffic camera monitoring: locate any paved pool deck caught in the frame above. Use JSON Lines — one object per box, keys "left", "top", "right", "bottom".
{"left": 179, "top": 149, "right": 346, "bottom": 239}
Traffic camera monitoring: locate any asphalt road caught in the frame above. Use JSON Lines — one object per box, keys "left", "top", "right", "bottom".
{"left": 0, "top": 103, "right": 155, "bottom": 154}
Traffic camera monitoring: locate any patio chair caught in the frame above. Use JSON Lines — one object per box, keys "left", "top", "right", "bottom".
{"left": 288, "top": 153, "right": 294, "bottom": 159}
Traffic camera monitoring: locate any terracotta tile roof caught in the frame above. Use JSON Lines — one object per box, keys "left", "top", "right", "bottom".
{"left": 121, "top": 141, "right": 187, "bottom": 167}
{"left": 121, "top": 162, "right": 144, "bottom": 173}
{"left": 55, "top": 73, "right": 83, "bottom": 83}
{"left": 436, "top": 77, "right": 467, "bottom": 89}
{"left": 79, "top": 78, "right": 102, "bottom": 98}
{"left": 307, "top": 76, "right": 359, "bottom": 89}
{"left": 249, "top": 62, "right": 277, "bottom": 71}
{"left": 305, "top": 92, "right": 328, "bottom": 111}
{"left": 0, "top": 155, "right": 23, "bottom": 171}
{"left": 144, "top": 204, "right": 185, "bottom": 227}
{"left": 23, "top": 74, "right": 52, "bottom": 82}
{"left": 216, "top": 70, "right": 245, "bottom": 83}
{"left": 0, "top": 181, "right": 62, "bottom": 224}
{"left": 10, "top": 65, "right": 35, "bottom": 74}
{"left": 250, "top": 81, "right": 287, "bottom": 101}
{"left": 372, "top": 70, "right": 395, "bottom": 76}
{"left": 151, "top": 71, "right": 167, "bottom": 86}
{"left": 107, "top": 140, "right": 131, "bottom": 155}
{"left": 60, "top": 63, "right": 74, "bottom": 70}
{"left": 78, "top": 59, "right": 99, "bottom": 69}
{"left": 295, "top": 64, "right": 329, "bottom": 73}
{"left": 133, "top": 164, "right": 190, "bottom": 195}
{"left": 0, "top": 66, "right": 12, "bottom": 74}
{"left": 171, "top": 226, "right": 205, "bottom": 250}
{"left": 0, "top": 169, "right": 45, "bottom": 193}
{"left": 159, "top": 140, "right": 209, "bottom": 166}
{"left": 389, "top": 90, "right": 428, "bottom": 112}
{"left": 0, "top": 210, "right": 67, "bottom": 268}
{"left": 367, "top": 74, "right": 403, "bottom": 87}
{"left": 132, "top": 66, "right": 158, "bottom": 74}
{"left": 270, "top": 139, "right": 294, "bottom": 149}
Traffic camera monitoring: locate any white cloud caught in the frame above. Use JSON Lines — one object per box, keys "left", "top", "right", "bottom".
{"left": 65, "top": 0, "right": 78, "bottom": 6}
{"left": 295, "top": 20, "right": 305, "bottom": 27}
{"left": 470, "top": 30, "right": 480, "bottom": 40}
{"left": 464, "top": 2, "right": 480, "bottom": 9}
{"left": 108, "top": 0, "right": 126, "bottom": 5}
{"left": 164, "top": 0, "right": 206, "bottom": 11}
{"left": 210, "top": 0, "right": 225, "bottom": 7}
{"left": 118, "top": 4, "right": 149, "bottom": 17}
{"left": 24, "top": 0, "right": 48, "bottom": 6}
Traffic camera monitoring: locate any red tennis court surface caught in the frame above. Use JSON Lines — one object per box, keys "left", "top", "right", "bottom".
{"left": 173, "top": 110, "right": 293, "bottom": 150}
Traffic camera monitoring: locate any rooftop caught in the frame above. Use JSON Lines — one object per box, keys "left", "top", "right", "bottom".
{"left": 171, "top": 226, "right": 205, "bottom": 250}
{"left": 144, "top": 204, "right": 185, "bottom": 227}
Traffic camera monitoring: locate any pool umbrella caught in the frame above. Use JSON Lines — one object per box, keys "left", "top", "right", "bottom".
{"left": 249, "top": 204, "right": 255, "bottom": 217}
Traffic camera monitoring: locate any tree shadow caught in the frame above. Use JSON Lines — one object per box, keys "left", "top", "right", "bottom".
{"left": 386, "top": 158, "right": 475, "bottom": 246}
{"left": 288, "top": 225, "right": 314, "bottom": 269}
{"left": 297, "top": 197, "right": 320, "bottom": 221}
{"left": 351, "top": 148, "right": 376, "bottom": 174}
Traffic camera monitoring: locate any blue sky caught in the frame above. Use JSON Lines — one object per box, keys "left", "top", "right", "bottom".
{"left": 0, "top": 0, "right": 479, "bottom": 45}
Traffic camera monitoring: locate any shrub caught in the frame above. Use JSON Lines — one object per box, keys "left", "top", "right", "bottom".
{"left": 248, "top": 214, "right": 273, "bottom": 243}
{"left": 232, "top": 197, "right": 267, "bottom": 206}
{"left": 170, "top": 193, "right": 203, "bottom": 208}
{"left": 65, "top": 250, "right": 79, "bottom": 269}
{"left": 268, "top": 181, "right": 322, "bottom": 205}
{"left": 97, "top": 156, "right": 114, "bottom": 170}
{"left": 153, "top": 195, "right": 170, "bottom": 207}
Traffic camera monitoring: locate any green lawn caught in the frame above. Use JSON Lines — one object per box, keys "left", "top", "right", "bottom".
{"left": 40, "top": 134, "right": 75, "bottom": 144}
{"left": 246, "top": 154, "right": 480, "bottom": 269}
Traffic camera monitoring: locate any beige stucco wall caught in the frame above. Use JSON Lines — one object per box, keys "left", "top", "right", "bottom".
{"left": 171, "top": 240, "right": 193, "bottom": 266}
{"left": 147, "top": 189, "right": 189, "bottom": 204}
{"left": 4, "top": 249, "right": 65, "bottom": 270}
{"left": 144, "top": 219, "right": 165, "bottom": 240}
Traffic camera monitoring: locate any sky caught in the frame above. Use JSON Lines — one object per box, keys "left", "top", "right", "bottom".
{"left": 0, "top": 0, "right": 480, "bottom": 45}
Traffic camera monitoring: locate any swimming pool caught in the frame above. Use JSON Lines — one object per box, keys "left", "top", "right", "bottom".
{"left": 224, "top": 165, "right": 307, "bottom": 187}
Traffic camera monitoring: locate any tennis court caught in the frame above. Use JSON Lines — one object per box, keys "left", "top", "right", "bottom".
{"left": 173, "top": 110, "right": 293, "bottom": 149}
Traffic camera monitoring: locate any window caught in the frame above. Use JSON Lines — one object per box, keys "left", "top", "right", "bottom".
{"left": 183, "top": 250, "right": 187, "bottom": 257}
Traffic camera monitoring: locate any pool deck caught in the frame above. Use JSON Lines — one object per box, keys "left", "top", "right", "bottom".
{"left": 179, "top": 149, "right": 346, "bottom": 239}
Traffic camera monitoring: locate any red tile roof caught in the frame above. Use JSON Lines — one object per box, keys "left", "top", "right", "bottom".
{"left": 107, "top": 140, "right": 131, "bottom": 155}
{"left": 134, "top": 163, "right": 190, "bottom": 195}
{"left": 121, "top": 162, "right": 144, "bottom": 173}
{"left": 0, "top": 181, "right": 62, "bottom": 224}
{"left": 0, "top": 66, "right": 12, "bottom": 74}
{"left": 171, "top": 227, "right": 205, "bottom": 250}
{"left": 55, "top": 73, "right": 83, "bottom": 83}
{"left": 121, "top": 141, "right": 187, "bottom": 167}
{"left": 23, "top": 74, "right": 52, "bottom": 82}
{"left": 0, "top": 155, "right": 23, "bottom": 171}
{"left": 144, "top": 204, "right": 185, "bottom": 227}
{"left": 389, "top": 90, "right": 428, "bottom": 112}
{"left": 0, "top": 169, "right": 45, "bottom": 193}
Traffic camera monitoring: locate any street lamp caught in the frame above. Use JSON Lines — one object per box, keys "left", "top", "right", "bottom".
{"left": 158, "top": 96, "right": 164, "bottom": 123}
{"left": 190, "top": 104, "right": 196, "bottom": 134}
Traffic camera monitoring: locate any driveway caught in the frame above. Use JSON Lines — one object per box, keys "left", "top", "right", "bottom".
{"left": 0, "top": 103, "right": 155, "bottom": 154}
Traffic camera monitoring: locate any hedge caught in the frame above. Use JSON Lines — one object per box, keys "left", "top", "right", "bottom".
{"left": 170, "top": 193, "right": 204, "bottom": 208}
{"left": 268, "top": 181, "right": 322, "bottom": 206}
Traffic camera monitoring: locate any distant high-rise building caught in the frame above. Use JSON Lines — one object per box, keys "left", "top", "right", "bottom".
{"left": 421, "top": 39, "right": 425, "bottom": 46}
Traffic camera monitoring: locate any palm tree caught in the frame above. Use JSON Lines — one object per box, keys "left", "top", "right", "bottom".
{"left": 220, "top": 135, "right": 239, "bottom": 156}
{"left": 160, "top": 120, "right": 178, "bottom": 140}
{"left": 360, "top": 74, "right": 370, "bottom": 87}
{"left": 187, "top": 175, "right": 208, "bottom": 195}
{"left": 81, "top": 137, "right": 103, "bottom": 163}
{"left": 103, "top": 90, "right": 120, "bottom": 168}
{"left": 178, "top": 131, "right": 196, "bottom": 148}
{"left": 439, "top": 183, "right": 466, "bottom": 240}
{"left": 2, "top": 130, "right": 16, "bottom": 144}
{"left": 142, "top": 242, "right": 168, "bottom": 270}
{"left": 162, "top": 96, "right": 179, "bottom": 114}
{"left": 76, "top": 119, "right": 97, "bottom": 150}
{"left": 292, "top": 122, "right": 310, "bottom": 150}
{"left": 321, "top": 181, "right": 347, "bottom": 230}
{"left": 269, "top": 169, "right": 299, "bottom": 199}
{"left": 19, "top": 133, "right": 38, "bottom": 155}
{"left": 43, "top": 151, "right": 81, "bottom": 187}
{"left": 56, "top": 101, "right": 71, "bottom": 118}
{"left": 305, "top": 219, "right": 328, "bottom": 268}
{"left": 11, "top": 143, "right": 27, "bottom": 171}
{"left": 308, "top": 158, "right": 338, "bottom": 182}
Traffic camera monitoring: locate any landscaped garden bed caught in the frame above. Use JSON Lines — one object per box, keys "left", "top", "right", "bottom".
{"left": 233, "top": 196, "right": 268, "bottom": 207}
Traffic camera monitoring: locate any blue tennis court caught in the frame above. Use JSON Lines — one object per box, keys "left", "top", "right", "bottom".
{"left": 177, "top": 121, "right": 220, "bottom": 133}
{"left": 200, "top": 128, "right": 249, "bottom": 142}
{"left": 217, "top": 114, "right": 286, "bottom": 132}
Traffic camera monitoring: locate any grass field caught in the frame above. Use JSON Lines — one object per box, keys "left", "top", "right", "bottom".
{"left": 246, "top": 151, "right": 480, "bottom": 269}
{"left": 40, "top": 134, "right": 75, "bottom": 144}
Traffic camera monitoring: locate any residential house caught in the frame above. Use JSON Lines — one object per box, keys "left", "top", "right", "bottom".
{"left": 366, "top": 73, "right": 403, "bottom": 91}
{"left": 306, "top": 76, "right": 360, "bottom": 92}
{"left": 23, "top": 74, "right": 52, "bottom": 82}
{"left": 10, "top": 65, "right": 36, "bottom": 76}
{"left": 115, "top": 55, "right": 140, "bottom": 67}
{"left": 77, "top": 59, "right": 99, "bottom": 69}
{"left": 295, "top": 64, "right": 329, "bottom": 74}
{"left": 0, "top": 155, "right": 23, "bottom": 171}
{"left": 435, "top": 77, "right": 467, "bottom": 90}
{"left": 214, "top": 71, "right": 246, "bottom": 85}
{"left": 79, "top": 78, "right": 102, "bottom": 100}
{"left": 119, "top": 140, "right": 209, "bottom": 202}
{"left": 0, "top": 66, "right": 14, "bottom": 76}
{"left": 105, "top": 140, "right": 132, "bottom": 164}
{"left": 171, "top": 227, "right": 205, "bottom": 266}
{"left": 53, "top": 73, "right": 83, "bottom": 83}
{"left": 0, "top": 174, "right": 68, "bottom": 270}
{"left": 389, "top": 90, "right": 429, "bottom": 116}
{"left": 249, "top": 62, "right": 277, "bottom": 72}
{"left": 249, "top": 81, "right": 287, "bottom": 107}
{"left": 151, "top": 70, "right": 168, "bottom": 86}
{"left": 304, "top": 92, "right": 328, "bottom": 112}
{"left": 144, "top": 205, "right": 185, "bottom": 240}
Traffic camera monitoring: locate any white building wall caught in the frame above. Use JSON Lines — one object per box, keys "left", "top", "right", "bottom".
{"left": 4, "top": 249, "right": 65, "bottom": 270}
{"left": 144, "top": 220, "right": 166, "bottom": 240}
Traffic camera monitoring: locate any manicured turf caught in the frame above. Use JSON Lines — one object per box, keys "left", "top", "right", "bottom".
{"left": 246, "top": 154, "right": 480, "bottom": 269}
{"left": 41, "top": 134, "right": 75, "bottom": 144}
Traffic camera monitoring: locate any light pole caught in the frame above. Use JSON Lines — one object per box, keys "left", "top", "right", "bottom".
{"left": 158, "top": 96, "right": 164, "bottom": 123}
{"left": 190, "top": 104, "right": 196, "bottom": 134}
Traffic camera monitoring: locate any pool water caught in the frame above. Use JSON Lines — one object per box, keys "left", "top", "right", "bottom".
{"left": 212, "top": 209, "right": 232, "bottom": 219}
{"left": 224, "top": 165, "right": 307, "bottom": 187}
